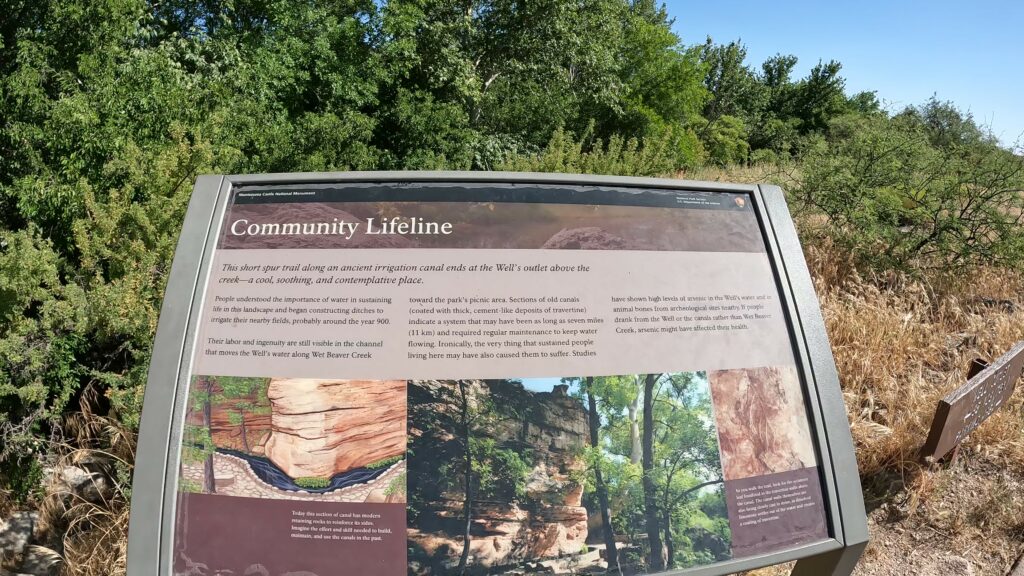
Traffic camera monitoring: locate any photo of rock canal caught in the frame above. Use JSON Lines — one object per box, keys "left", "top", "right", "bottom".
{"left": 179, "top": 376, "right": 407, "bottom": 503}
{"left": 407, "top": 375, "right": 731, "bottom": 575}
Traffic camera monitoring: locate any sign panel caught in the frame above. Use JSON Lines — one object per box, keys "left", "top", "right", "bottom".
{"left": 128, "top": 173, "right": 868, "bottom": 576}
{"left": 921, "top": 341, "right": 1024, "bottom": 460}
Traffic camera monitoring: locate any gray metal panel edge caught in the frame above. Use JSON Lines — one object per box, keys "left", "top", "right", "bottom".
{"left": 223, "top": 170, "right": 761, "bottom": 194}
{"left": 126, "top": 175, "right": 224, "bottom": 575}
{"left": 637, "top": 540, "right": 844, "bottom": 576}
{"left": 756, "top": 184, "right": 869, "bottom": 547}
{"left": 155, "top": 175, "right": 235, "bottom": 574}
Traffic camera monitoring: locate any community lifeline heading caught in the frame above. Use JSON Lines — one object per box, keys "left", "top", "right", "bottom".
{"left": 229, "top": 217, "right": 454, "bottom": 238}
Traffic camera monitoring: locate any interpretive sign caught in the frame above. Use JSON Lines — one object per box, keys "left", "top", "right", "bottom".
{"left": 921, "top": 341, "right": 1024, "bottom": 461}
{"left": 126, "top": 172, "right": 868, "bottom": 576}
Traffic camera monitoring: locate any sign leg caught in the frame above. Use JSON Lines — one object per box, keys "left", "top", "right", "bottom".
{"left": 790, "top": 542, "right": 867, "bottom": 576}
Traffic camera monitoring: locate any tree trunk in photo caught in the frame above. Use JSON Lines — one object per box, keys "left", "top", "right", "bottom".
{"left": 457, "top": 381, "right": 473, "bottom": 575}
{"left": 202, "top": 377, "right": 216, "bottom": 494}
{"left": 585, "top": 377, "right": 619, "bottom": 570}
{"left": 663, "top": 507, "right": 675, "bottom": 569}
{"left": 239, "top": 411, "right": 250, "bottom": 453}
{"left": 661, "top": 465, "right": 677, "bottom": 570}
{"left": 642, "top": 374, "right": 664, "bottom": 571}
{"left": 628, "top": 377, "right": 642, "bottom": 465}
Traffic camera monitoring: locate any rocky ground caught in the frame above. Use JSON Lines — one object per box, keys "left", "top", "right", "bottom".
{"left": 851, "top": 456, "right": 1024, "bottom": 576}
{"left": 746, "top": 455, "right": 1024, "bottom": 576}
{"left": 0, "top": 461, "right": 113, "bottom": 576}
{"left": 180, "top": 453, "right": 406, "bottom": 503}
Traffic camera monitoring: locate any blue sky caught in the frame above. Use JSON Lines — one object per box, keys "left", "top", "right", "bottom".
{"left": 664, "top": 0, "right": 1024, "bottom": 148}
{"left": 521, "top": 377, "right": 570, "bottom": 393}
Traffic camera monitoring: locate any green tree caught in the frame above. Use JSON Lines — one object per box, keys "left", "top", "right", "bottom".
{"left": 749, "top": 53, "right": 800, "bottom": 154}
{"left": 697, "top": 39, "right": 762, "bottom": 154}
{"left": 603, "top": 0, "right": 707, "bottom": 166}
{"left": 703, "top": 114, "right": 750, "bottom": 166}
{"left": 428, "top": 381, "right": 529, "bottom": 574}
{"left": 455, "top": 380, "right": 473, "bottom": 573}
{"left": 214, "top": 376, "right": 271, "bottom": 453}
{"left": 641, "top": 373, "right": 664, "bottom": 571}
{"left": 791, "top": 60, "right": 848, "bottom": 135}
{"left": 0, "top": 229, "right": 86, "bottom": 465}
{"left": 796, "top": 103, "right": 1024, "bottom": 272}
{"left": 182, "top": 376, "right": 218, "bottom": 494}
{"left": 379, "top": 0, "right": 628, "bottom": 158}
{"left": 650, "top": 373, "right": 724, "bottom": 568}
{"left": 578, "top": 377, "right": 619, "bottom": 569}
{"left": 586, "top": 371, "right": 729, "bottom": 569}
{"left": 593, "top": 372, "right": 727, "bottom": 570}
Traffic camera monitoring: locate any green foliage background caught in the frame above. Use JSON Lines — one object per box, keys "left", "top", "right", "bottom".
{"left": 1, "top": 0, "right": 1023, "bottom": 500}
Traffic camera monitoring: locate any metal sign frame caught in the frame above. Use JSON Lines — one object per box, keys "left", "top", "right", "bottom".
{"left": 127, "top": 171, "right": 868, "bottom": 576}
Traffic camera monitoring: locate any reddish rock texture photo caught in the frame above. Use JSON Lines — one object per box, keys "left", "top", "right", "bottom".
{"left": 707, "top": 366, "right": 818, "bottom": 481}
{"left": 183, "top": 379, "right": 272, "bottom": 453}
{"left": 178, "top": 377, "right": 408, "bottom": 503}
{"left": 263, "top": 378, "right": 407, "bottom": 478}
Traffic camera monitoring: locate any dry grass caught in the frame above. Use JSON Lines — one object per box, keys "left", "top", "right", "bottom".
{"left": 683, "top": 165, "right": 1024, "bottom": 505}
{"left": 57, "top": 431, "right": 133, "bottom": 575}
{"left": 809, "top": 243, "right": 1024, "bottom": 483}
{"left": 736, "top": 238, "right": 1024, "bottom": 575}
{"left": 41, "top": 407, "right": 135, "bottom": 576}
{"left": 803, "top": 237, "right": 1024, "bottom": 575}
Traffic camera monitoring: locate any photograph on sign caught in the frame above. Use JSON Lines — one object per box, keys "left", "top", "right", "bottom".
{"left": 170, "top": 183, "right": 830, "bottom": 575}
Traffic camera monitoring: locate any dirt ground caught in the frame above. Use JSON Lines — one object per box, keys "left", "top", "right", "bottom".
{"left": 742, "top": 453, "right": 1024, "bottom": 576}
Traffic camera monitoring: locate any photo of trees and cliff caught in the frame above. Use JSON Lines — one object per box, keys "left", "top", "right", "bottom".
{"left": 179, "top": 376, "right": 407, "bottom": 503}
{"left": 407, "top": 374, "right": 729, "bottom": 575}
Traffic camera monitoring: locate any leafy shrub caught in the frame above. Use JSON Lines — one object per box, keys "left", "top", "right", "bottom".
{"left": 366, "top": 455, "right": 404, "bottom": 470}
{"left": 294, "top": 477, "right": 331, "bottom": 489}
{"left": 702, "top": 115, "right": 749, "bottom": 166}
{"left": 0, "top": 456, "right": 45, "bottom": 503}
{"left": 384, "top": 472, "right": 406, "bottom": 497}
{"left": 178, "top": 478, "right": 203, "bottom": 494}
{"left": 794, "top": 104, "right": 1024, "bottom": 273}
{"left": 498, "top": 123, "right": 682, "bottom": 177}
{"left": 0, "top": 228, "right": 87, "bottom": 459}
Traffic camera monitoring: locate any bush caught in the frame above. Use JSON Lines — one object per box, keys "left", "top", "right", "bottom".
{"left": 385, "top": 472, "right": 406, "bottom": 497}
{"left": 498, "top": 122, "right": 682, "bottom": 177}
{"left": 365, "top": 455, "right": 404, "bottom": 470}
{"left": 294, "top": 476, "right": 331, "bottom": 489}
{"left": 702, "top": 115, "right": 749, "bottom": 166}
{"left": 794, "top": 106, "right": 1024, "bottom": 273}
{"left": 0, "top": 228, "right": 87, "bottom": 460}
